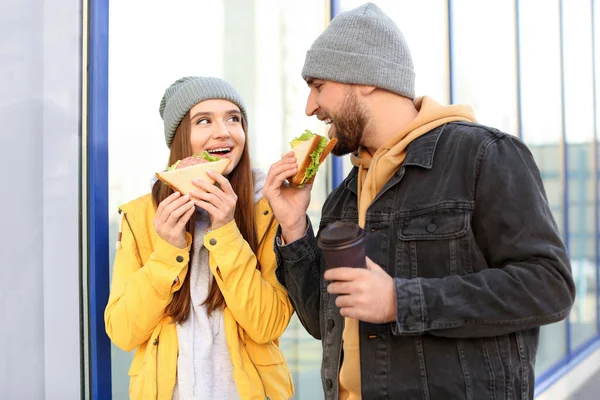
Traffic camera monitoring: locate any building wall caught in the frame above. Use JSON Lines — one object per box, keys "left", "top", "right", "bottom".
{"left": 0, "top": 0, "right": 82, "bottom": 399}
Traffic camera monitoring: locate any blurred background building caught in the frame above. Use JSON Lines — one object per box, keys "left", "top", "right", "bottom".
{"left": 2, "top": 0, "right": 600, "bottom": 399}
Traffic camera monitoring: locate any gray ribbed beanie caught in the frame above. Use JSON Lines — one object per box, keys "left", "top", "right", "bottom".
{"left": 159, "top": 76, "right": 248, "bottom": 148}
{"left": 302, "top": 2, "right": 415, "bottom": 99}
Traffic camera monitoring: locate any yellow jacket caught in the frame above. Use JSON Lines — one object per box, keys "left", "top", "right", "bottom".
{"left": 104, "top": 194, "right": 294, "bottom": 399}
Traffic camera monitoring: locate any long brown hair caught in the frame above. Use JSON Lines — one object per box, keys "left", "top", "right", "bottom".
{"left": 152, "top": 111, "right": 259, "bottom": 323}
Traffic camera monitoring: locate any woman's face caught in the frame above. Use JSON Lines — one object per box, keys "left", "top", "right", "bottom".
{"left": 188, "top": 99, "right": 246, "bottom": 175}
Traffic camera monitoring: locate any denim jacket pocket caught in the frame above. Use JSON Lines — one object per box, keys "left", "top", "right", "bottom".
{"left": 398, "top": 206, "right": 472, "bottom": 278}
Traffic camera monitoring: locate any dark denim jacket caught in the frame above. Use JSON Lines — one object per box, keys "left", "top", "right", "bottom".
{"left": 274, "top": 122, "right": 575, "bottom": 400}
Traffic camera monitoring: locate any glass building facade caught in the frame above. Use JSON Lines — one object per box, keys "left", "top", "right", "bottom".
{"left": 95, "top": 0, "right": 600, "bottom": 398}
{"left": 3, "top": 0, "right": 600, "bottom": 399}
{"left": 94, "top": 1, "right": 600, "bottom": 398}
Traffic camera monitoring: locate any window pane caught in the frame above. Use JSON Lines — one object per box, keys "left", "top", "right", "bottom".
{"left": 451, "top": 0, "right": 518, "bottom": 135}
{"left": 339, "top": 0, "right": 450, "bottom": 175}
{"left": 108, "top": 1, "right": 327, "bottom": 398}
{"left": 518, "top": 0, "right": 568, "bottom": 375}
{"left": 563, "top": 0, "right": 598, "bottom": 350}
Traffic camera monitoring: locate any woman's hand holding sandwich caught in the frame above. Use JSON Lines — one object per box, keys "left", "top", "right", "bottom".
{"left": 189, "top": 169, "right": 237, "bottom": 230}
{"left": 263, "top": 151, "right": 311, "bottom": 244}
{"left": 153, "top": 191, "right": 196, "bottom": 249}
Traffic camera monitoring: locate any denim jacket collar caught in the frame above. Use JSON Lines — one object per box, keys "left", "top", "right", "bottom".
{"left": 344, "top": 125, "right": 446, "bottom": 195}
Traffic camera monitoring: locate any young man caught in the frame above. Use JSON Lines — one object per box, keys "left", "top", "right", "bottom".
{"left": 263, "top": 3, "right": 575, "bottom": 399}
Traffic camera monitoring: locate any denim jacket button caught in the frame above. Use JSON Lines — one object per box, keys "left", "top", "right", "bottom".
{"left": 327, "top": 319, "right": 335, "bottom": 330}
{"left": 426, "top": 223, "right": 437, "bottom": 233}
{"left": 405, "top": 315, "right": 416, "bottom": 326}
{"left": 326, "top": 379, "right": 333, "bottom": 390}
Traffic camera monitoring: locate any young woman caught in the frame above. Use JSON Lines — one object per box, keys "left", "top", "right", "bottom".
{"left": 105, "top": 76, "right": 294, "bottom": 400}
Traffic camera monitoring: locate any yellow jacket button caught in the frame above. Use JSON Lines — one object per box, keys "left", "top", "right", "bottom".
{"left": 176, "top": 255, "right": 184, "bottom": 262}
{"left": 209, "top": 238, "right": 217, "bottom": 246}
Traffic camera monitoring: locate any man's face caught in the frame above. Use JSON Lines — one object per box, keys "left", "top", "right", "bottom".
{"left": 305, "top": 79, "right": 370, "bottom": 156}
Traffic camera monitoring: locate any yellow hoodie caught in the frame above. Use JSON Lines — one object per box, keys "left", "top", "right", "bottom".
{"left": 339, "top": 96, "right": 476, "bottom": 399}
{"left": 104, "top": 194, "right": 294, "bottom": 400}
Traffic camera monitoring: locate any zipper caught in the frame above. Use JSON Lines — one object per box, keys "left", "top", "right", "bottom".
{"left": 256, "top": 210, "right": 276, "bottom": 272}
{"left": 257, "top": 213, "right": 276, "bottom": 250}
{"left": 241, "top": 338, "right": 269, "bottom": 399}
{"left": 118, "top": 208, "right": 161, "bottom": 398}
{"left": 249, "top": 208, "right": 274, "bottom": 400}
{"left": 118, "top": 209, "right": 143, "bottom": 266}
{"left": 154, "top": 336, "right": 159, "bottom": 399}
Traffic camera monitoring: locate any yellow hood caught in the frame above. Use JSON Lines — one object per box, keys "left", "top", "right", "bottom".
{"left": 350, "top": 96, "right": 476, "bottom": 227}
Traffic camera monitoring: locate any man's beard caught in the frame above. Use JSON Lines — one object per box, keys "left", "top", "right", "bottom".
{"left": 329, "top": 91, "right": 369, "bottom": 156}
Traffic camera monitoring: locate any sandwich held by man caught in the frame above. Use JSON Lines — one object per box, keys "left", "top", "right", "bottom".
{"left": 288, "top": 129, "right": 337, "bottom": 187}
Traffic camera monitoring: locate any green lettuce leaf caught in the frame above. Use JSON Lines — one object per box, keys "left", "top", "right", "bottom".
{"left": 166, "top": 160, "right": 181, "bottom": 171}
{"left": 201, "top": 151, "right": 221, "bottom": 162}
{"left": 300, "top": 135, "right": 328, "bottom": 185}
{"left": 290, "top": 129, "right": 316, "bottom": 146}
{"left": 166, "top": 151, "right": 219, "bottom": 171}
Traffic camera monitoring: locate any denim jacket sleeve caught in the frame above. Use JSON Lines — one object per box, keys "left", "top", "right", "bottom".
{"left": 392, "top": 134, "right": 576, "bottom": 338}
{"left": 274, "top": 219, "right": 322, "bottom": 339}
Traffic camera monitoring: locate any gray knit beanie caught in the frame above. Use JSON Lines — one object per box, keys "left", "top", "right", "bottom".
{"left": 159, "top": 76, "right": 248, "bottom": 148}
{"left": 302, "top": 2, "right": 415, "bottom": 99}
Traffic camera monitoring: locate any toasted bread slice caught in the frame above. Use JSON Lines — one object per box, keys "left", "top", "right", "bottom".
{"left": 319, "top": 137, "right": 337, "bottom": 163}
{"left": 155, "top": 158, "right": 231, "bottom": 195}
{"left": 290, "top": 136, "right": 338, "bottom": 187}
{"left": 301, "top": 137, "right": 338, "bottom": 185}
{"left": 290, "top": 136, "right": 321, "bottom": 187}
